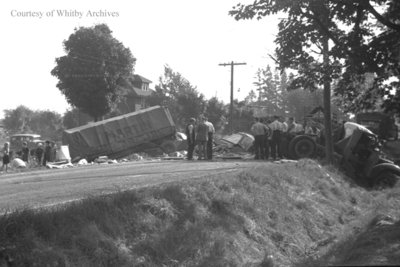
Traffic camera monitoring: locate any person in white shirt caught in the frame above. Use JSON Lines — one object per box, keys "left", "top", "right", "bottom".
{"left": 269, "top": 115, "right": 284, "bottom": 160}
{"left": 304, "top": 120, "right": 318, "bottom": 135}
{"left": 280, "top": 116, "right": 289, "bottom": 158}
{"left": 251, "top": 117, "right": 269, "bottom": 160}
{"left": 287, "top": 117, "right": 304, "bottom": 135}
{"left": 204, "top": 116, "right": 215, "bottom": 160}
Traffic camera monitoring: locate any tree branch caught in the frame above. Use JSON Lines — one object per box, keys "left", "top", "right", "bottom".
{"left": 300, "top": 7, "right": 353, "bottom": 57}
{"left": 337, "top": 0, "right": 400, "bottom": 32}
{"left": 268, "top": 54, "right": 279, "bottom": 64}
{"left": 364, "top": 0, "right": 400, "bottom": 32}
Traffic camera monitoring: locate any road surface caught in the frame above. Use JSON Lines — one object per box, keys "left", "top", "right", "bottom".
{"left": 0, "top": 160, "right": 265, "bottom": 213}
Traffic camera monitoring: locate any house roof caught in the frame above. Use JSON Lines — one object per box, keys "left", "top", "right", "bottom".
{"left": 119, "top": 74, "right": 153, "bottom": 97}
{"left": 133, "top": 74, "right": 152, "bottom": 84}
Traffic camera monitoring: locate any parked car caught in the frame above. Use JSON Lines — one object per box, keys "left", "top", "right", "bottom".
{"left": 9, "top": 133, "right": 42, "bottom": 156}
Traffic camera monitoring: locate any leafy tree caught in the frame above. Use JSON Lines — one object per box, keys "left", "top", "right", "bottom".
{"left": 205, "top": 97, "right": 227, "bottom": 133}
{"left": 30, "top": 111, "right": 63, "bottom": 141}
{"left": 51, "top": 24, "right": 136, "bottom": 121}
{"left": 3, "top": 106, "right": 34, "bottom": 134}
{"left": 62, "top": 108, "right": 92, "bottom": 129}
{"left": 244, "top": 89, "right": 257, "bottom": 105}
{"left": 254, "top": 65, "right": 283, "bottom": 114}
{"left": 152, "top": 65, "right": 207, "bottom": 130}
{"left": 3, "top": 106, "right": 63, "bottom": 141}
{"left": 231, "top": 100, "right": 254, "bottom": 134}
{"left": 63, "top": 109, "right": 80, "bottom": 129}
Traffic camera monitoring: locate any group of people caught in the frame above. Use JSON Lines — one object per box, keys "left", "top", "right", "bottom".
{"left": 251, "top": 115, "right": 310, "bottom": 160}
{"left": 185, "top": 115, "right": 215, "bottom": 160}
{"left": 1, "top": 141, "right": 55, "bottom": 172}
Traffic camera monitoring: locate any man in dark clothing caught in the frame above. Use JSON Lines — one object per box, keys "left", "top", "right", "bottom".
{"left": 35, "top": 143, "right": 44, "bottom": 166}
{"left": 43, "top": 141, "right": 52, "bottom": 166}
{"left": 21, "top": 142, "right": 30, "bottom": 164}
{"left": 196, "top": 116, "right": 208, "bottom": 160}
{"left": 185, "top": 118, "right": 196, "bottom": 160}
{"left": 262, "top": 118, "right": 272, "bottom": 160}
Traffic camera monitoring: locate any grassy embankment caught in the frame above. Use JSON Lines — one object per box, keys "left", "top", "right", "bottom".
{"left": 0, "top": 159, "right": 399, "bottom": 266}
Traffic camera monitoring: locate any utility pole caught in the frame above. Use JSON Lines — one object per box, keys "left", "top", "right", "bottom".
{"left": 219, "top": 61, "right": 246, "bottom": 134}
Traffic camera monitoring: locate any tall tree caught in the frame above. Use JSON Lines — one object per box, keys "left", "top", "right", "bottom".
{"left": 3, "top": 106, "right": 34, "bottom": 134}
{"left": 244, "top": 89, "right": 257, "bottom": 105}
{"left": 51, "top": 24, "right": 136, "bottom": 121}
{"left": 30, "top": 111, "right": 63, "bottom": 141}
{"left": 153, "top": 65, "right": 207, "bottom": 130}
{"left": 3, "top": 106, "right": 63, "bottom": 141}
{"left": 254, "top": 65, "right": 283, "bottom": 114}
{"left": 230, "top": 0, "right": 400, "bottom": 162}
{"left": 205, "top": 97, "right": 227, "bottom": 133}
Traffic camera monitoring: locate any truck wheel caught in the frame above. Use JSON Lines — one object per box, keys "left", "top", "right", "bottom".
{"left": 288, "top": 135, "right": 317, "bottom": 159}
{"left": 373, "top": 171, "right": 399, "bottom": 189}
{"left": 160, "top": 141, "right": 177, "bottom": 154}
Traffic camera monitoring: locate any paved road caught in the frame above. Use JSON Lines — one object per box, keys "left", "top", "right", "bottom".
{"left": 0, "top": 160, "right": 265, "bottom": 212}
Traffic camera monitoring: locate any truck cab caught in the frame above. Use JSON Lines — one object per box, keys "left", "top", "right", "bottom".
{"left": 356, "top": 112, "right": 400, "bottom": 165}
{"left": 355, "top": 112, "right": 398, "bottom": 141}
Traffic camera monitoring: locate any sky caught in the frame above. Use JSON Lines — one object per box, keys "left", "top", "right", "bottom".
{"left": 0, "top": 0, "right": 279, "bottom": 118}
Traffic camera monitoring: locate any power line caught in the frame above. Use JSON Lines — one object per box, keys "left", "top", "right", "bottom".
{"left": 219, "top": 61, "right": 246, "bottom": 134}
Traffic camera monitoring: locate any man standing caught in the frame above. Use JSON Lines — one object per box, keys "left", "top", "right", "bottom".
{"left": 263, "top": 118, "right": 272, "bottom": 160}
{"left": 269, "top": 115, "right": 284, "bottom": 160}
{"left": 204, "top": 117, "right": 215, "bottom": 160}
{"left": 280, "top": 117, "right": 289, "bottom": 158}
{"left": 43, "top": 141, "right": 52, "bottom": 166}
{"left": 35, "top": 143, "right": 44, "bottom": 166}
{"left": 185, "top": 118, "right": 196, "bottom": 160}
{"left": 251, "top": 117, "right": 268, "bottom": 160}
{"left": 196, "top": 116, "right": 208, "bottom": 160}
{"left": 1, "top": 142, "right": 11, "bottom": 172}
{"left": 21, "top": 142, "right": 30, "bottom": 165}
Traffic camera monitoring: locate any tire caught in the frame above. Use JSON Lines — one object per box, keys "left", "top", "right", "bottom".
{"left": 288, "top": 135, "right": 317, "bottom": 159}
{"left": 160, "top": 140, "right": 177, "bottom": 154}
{"left": 373, "top": 171, "right": 400, "bottom": 189}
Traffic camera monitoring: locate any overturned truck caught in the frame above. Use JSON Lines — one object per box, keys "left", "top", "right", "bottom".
{"left": 62, "top": 106, "right": 178, "bottom": 161}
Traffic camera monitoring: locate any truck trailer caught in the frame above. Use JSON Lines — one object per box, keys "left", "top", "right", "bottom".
{"left": 62, "top": 106, "right": 177, "bottom": 161}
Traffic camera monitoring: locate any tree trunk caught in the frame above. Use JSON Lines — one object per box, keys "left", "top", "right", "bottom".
{"left": 322, "top": 35, "right": 334, "bottom": 163}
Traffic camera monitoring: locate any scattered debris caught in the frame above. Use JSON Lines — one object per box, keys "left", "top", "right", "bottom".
{"left": 94, "top": 156, "right": 109, "bottom": 164}
{"left": 11, "top": 158, "right": 27, "bottom": 168}
{"left": 273, "top": 159, "right": 298, "bottom": 164}
{"left": 212, "top": 133, "right": 256, "bottom": 159}
{"left": 221, "top": 132, "right": 254, "bottom": 151}
{"left": 77, "top": 159, "right": 89, "bottom": 166}
{"left": 127, "top": 153, "right": 144, "bottom": 161}
{"left": 168, "top": 151, "right": 186, "bottom": 158}
{"left": 46, "top": 161, "right": 73, "bottom": 169}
